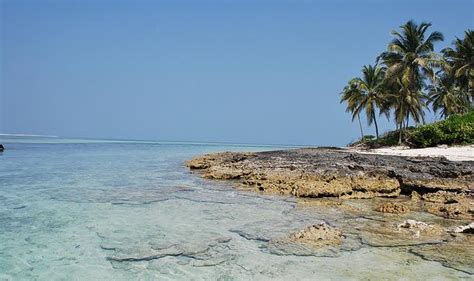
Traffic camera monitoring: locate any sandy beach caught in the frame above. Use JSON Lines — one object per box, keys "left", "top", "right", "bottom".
{"left": 349, "top": 145, "right": 474, "bottom": 162}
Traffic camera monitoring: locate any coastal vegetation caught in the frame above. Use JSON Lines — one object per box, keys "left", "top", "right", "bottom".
{"left": 352, "top": 110, "right": 474, "bottom": 148}
{"left": 341, "top": 20, "right": 473, "bottom": 146}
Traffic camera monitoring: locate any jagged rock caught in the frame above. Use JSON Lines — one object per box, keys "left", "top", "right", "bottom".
{"left": 422, "top": 191, "right": 464, "bottom": 204}
{"left": 288, "top": 223, "right": 343, "bottom": 247}
{"left": 377, "top": 202, "right": 410, "bottom": 214}
{"left": 187, "top": 152, "right": 255, "bottom": 169}
{"left": 410, "top": 191, "right": 421, "bottom": 201}
{"left": 423, "top": 195, "right": 473, "bottom": 219}
{"left": 187, "top": 148, "right": 473, "bottom": 201}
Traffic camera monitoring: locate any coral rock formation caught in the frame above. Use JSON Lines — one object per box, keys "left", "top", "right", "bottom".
{"left": 187, "top": 148, "right": 473, "bottom": 218}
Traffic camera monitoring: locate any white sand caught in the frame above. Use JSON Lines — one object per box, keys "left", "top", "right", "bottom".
{"left": 349, "top": 145, "right": 474, "bottom": 162}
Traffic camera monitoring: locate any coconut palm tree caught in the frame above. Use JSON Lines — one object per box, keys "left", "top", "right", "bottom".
{"left": 441, "top": 30, "right": 474, "bottom": 106}
{"left": 340, "top": 81, "right": 365, "bottom": 140}
{"left": 340, "top": 64, "right": 387, "bottom": 139}
{"left": 428, "top": 72, "right": 465, "bottom": 118}
{"left": 378, "top": 20, "right": 444, "bottom": 142}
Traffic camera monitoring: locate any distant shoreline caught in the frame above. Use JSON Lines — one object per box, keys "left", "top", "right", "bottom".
{"left": 0, "top": 133, "right": 59, "bottom": 138}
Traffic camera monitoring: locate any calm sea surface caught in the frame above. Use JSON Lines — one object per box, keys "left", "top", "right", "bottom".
{"left": 0, "top": 136, "right": 469, "bottom": 280}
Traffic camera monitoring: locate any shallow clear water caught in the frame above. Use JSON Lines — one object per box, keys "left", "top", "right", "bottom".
{"left": 0, "top": 136, "right": 470, "bottom": 280}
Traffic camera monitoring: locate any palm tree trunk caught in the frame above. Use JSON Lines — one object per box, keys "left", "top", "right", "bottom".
{"left": 397, "top": 122, "right": 402, "bottom": 144}
{"left": 373, "top": 111, "right": 379, "bottom": 139}
{"left": 357, "top": 114, "right": 364, "bottom": 140}
{"left": 405, "top": 113, "right": 410, "bottom": 129}
{"left": 401, "top": 112, "right": 410, "bottom": 140}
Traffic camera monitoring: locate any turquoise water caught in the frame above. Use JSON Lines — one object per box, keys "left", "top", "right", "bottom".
{"left": 0, "top": 136, "right": 469, "bottom": 280}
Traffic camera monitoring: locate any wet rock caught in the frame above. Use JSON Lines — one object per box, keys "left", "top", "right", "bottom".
{"left": 409, "top": 235, "right": 474, "bottom": 274}
{"left": 106, "top": 235, "right": 232, "bottom": 264}
{"left": 267, "top": 222, "right": 361, "bottom": 257}
{"left": 0, "top": 144, "right": 4, "bottom": 152}
{"left": 410, "top": 191, "right": 421, "bottom": 201}
{"left": 397, "top": 220, "right": 437, "bottom": 235}
{"left": 424, "top": 195, "right": 473, "bottom": 220}
{"left": 422, "top": 191, "right": 464, "bottom": 204}
{"left": 449, "top": 222, "right": 474, "bottom": 234}
{"left": 359, "top": 219, "right": 448, "bottom": 247}
{"left": 288, "top": 223, "right": 342, "bottom": 247}
{"left": 296, "top": 198, "right": 362, "bottom": 214}
{"left": 229, "top": 220, "right": 311, "bottom": 242}
{"left": 377, "top": 202, "right": 410, "bottom": 214}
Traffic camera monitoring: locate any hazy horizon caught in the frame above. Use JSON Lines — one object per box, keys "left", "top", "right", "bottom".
{"left": 1, "top": 0, "right": 473, "bottom": 146}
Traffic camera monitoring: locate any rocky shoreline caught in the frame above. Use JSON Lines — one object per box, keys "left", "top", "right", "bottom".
{"left": 187, "top": 148, "right": 473, "bottom": 218}
{"left": 187, "top": 148, "right": 474, "bottom": 273}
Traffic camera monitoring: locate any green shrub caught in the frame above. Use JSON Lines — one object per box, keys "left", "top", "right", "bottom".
{"left": 407, "top": 111, "right": 474, "bottom": 148}
{"left": 408, "top": 124, "right": 444, "bottom": 147}
{"left": 362, "top": 135, "right": 375, "bottom": 141}
{"left": 375, "top": 130, "right": 401, "bottom": 147}
{"left": 350, "top": 111, "right": 474, "bottom": 148}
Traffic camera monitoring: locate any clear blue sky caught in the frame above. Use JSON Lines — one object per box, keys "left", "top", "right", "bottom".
{"left": 1, "top": 0, "right": 473, "bottom": 145}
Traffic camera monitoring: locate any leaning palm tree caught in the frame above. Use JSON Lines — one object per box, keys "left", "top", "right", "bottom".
{"left": 442, "top": 30, "right": 474, "bottom": 105}
{"left": 340, "top": 64, "right": 387, "bottom": 139}
{"left": 340, "top": 81, "right": 365, "bottom": 140}
{"left": 428, "top": 73, "right": 465, "bottom": 118}
{"left": 378, "top": 20, "right": 444, "bottom": 142}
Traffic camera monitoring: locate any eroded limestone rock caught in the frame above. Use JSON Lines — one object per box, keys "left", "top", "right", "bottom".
{"left": 409, "top": 235, "right": 474, "bottom": 274}
{"left": 267, "top": 222, "right": 361, "bottom": 257}
{"left": 288, "top": 223, "right": 343, "bottom": 247}
{"left": 359, "top": 219, "right": 448, "bottom": 247}
{"left": 187, "top": 149, "right": 473, "bottom": 206}
{"left": 449, "top": 222, "right": 474, "bottom": 234}
{"left": 377, "top": 202, "right": 410, "bottom": 214}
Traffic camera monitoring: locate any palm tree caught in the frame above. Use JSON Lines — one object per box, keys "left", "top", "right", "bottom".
{"left": 441, "top": 30, "right": 474, "bottom": 106}
{"left": 340, "top": 64, "right": 387, "bottom": 139}
{"left": 378, "top": 20, "right": 444, "bottom": 142}
{"left": 428, "top": 72, "right": 465, "bottom": 118}
{"left": 340, "top": 81, "right": 365, "bottom": 140}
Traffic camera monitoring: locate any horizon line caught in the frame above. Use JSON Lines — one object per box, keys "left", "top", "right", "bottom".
{"left": 0, "top": 133, "right": 318, "bottom": 148}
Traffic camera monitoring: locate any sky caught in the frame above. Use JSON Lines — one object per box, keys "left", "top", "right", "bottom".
{"left": 1, "top": 0, "right": 473, "bottom": 146}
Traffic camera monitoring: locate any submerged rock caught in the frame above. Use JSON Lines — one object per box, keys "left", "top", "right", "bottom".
{"left": 359, "top": 219, "right": 448, "bottom": 247}
{"left": 377, "top": 202, "right": 410, "bottom": 214}
{"left": 267, "top": 222, "right": 361, "bottom": 257}
{"left": 450, "top": 222, "right": 474, "bottom": 234}
{"left": 288, "top": 223, "right": 343, "bottom": 247}
{"left": 397, "top": 220, "right": 441, "bottom": 237}
{"left": 409, "top": 235, "right": 474, "bottom": 274}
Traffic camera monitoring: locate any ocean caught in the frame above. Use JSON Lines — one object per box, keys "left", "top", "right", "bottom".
{"left": 0, "top": 136, "right": 468, "bottom": 280}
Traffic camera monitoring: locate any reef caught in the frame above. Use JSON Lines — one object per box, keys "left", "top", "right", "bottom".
{"left": 187, "top": 148, "right": 473, "bottom": 218}
{"left": 187, "top": 148, "right": 474, "bottom": 273}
